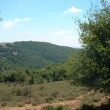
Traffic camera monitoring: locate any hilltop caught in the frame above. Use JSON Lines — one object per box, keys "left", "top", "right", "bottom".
{"left": 0, "top": 41, "right": 78, "bottom": 68}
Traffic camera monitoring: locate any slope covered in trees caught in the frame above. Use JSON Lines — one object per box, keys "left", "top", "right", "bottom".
{"left": 0, "top": 41, "right": 77, "bottom": 69}
{"left": 0, "top": 41, "right": 79, "bottom": 83}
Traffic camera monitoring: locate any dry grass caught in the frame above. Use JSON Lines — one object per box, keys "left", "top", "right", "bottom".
{"left": 0, "top": 81, "right": 108, "bottom": 110}
{"left": 0, "top": 81, "right": 90, "bottom": 107}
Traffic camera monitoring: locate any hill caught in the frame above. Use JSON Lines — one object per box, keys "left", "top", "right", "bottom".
{"left": 0, "top": 41, "right": 77, "bottom": 68}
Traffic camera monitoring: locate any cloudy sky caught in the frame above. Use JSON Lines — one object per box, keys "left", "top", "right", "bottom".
{"left": 0, "top": 0, "right": 106, "bottom": 48}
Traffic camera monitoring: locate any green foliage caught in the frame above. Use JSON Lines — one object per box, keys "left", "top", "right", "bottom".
{"left": 0, "top": 41, "right": 79, "bottom": 84}
{"left": 42, "top": 106, "right": 70, "bottom": 110}
{"left": 42, "top": 106, "right": 55, "bottom": 110}
{"left": 71, "top": 0, "right": 110, "bottom": 90}
{"left": 0, "top": 41, "right": 76, "bottom": 69}
{"left": 0, "top": 60, "right": 69, "bottom": 84}
{"left": 77, "top": 102, "right": 110, "bottom": 110}
{"left": 0, "top": 65, "right": 63, "bottom": 85}
{"left": 45, "top": 97, "right": 54, "bottom": 103}
{"left": 76, "top": 104, "right": 94, "bottom": 110}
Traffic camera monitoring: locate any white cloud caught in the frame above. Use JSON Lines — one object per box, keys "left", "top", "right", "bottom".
{"left": 51, "top": 29, "right": 81, "bottom": 48}
{"left": 52, "top": 35, "right": 80, "bottom": 48}
{"left": 3, "top": 17, "right": 32, "bottom": 29}
{"left": 64, "top": 6, "right": 82, "bottom": 14}
{"left": 14, "top": 18, "right": 21, "bottom": 22}
{"left": 22, "top": 17, "right": 32, "bottom": 22}
{"left": 52, "top": 29, "right": 67, "bottom": 36}
{"left": 3, "top": 21, "right": 16, "bottom": 29}
{"left": 14, "top": 17, "right": 31, "bottom": 22}
{"left": 27, "top": 31, "right": 33, "bottom": 34}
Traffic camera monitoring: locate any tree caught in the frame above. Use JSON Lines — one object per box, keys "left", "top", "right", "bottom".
{"left": 72, "top": 0, "right": 110, "bottom": 90}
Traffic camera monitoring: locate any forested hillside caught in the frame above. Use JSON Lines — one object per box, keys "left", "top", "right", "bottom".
{"left": 0, "top": 41, "right": 79, "bottom": 84}
{"left": 0, "top": 41, "right": 77, "bottom": 68}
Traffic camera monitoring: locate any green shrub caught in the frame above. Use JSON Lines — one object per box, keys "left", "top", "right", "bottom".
{"left": 42, "top": 106, "right": 55, "bottom": 110}
{"left": 42, "top": 106, "right": 70, "bottom": 110}
{"left": 77, "top": 104, "right": 94, "bottom": 110}
{"left": 45, "top": 97, "right": 54, "bottom": 103}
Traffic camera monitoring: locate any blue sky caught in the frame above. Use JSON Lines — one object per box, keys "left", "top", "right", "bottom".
{"left": 0, "top": 0, "right": 107, "bottom": 47}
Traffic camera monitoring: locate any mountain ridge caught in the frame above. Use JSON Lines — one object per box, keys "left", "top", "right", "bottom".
{"left": 0, "top": 41, "right": 78, "bottom": 68}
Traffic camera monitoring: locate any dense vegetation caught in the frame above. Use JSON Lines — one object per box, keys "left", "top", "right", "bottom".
{"left": 0, "top": 57, "right": 75, "bottom": 84}
{"left": 70, "top": 0, "right": 110, "bottom": 91}
{"left": 0, "top": 41, "right": 78, "bottom": 84}
{"left": 0, "top": 41, "right": 76, "bottom": 68}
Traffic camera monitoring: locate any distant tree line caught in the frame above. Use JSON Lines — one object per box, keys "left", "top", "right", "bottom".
{"left": 0, "top": 59, "right": 72, "bottom": 85}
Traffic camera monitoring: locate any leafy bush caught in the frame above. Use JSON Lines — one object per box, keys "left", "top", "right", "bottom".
{"left": 71, "top": 0, "right": 110, "bottom": 90}
{"left": 42, "top": 105, "right": 70, "bottom": 110}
